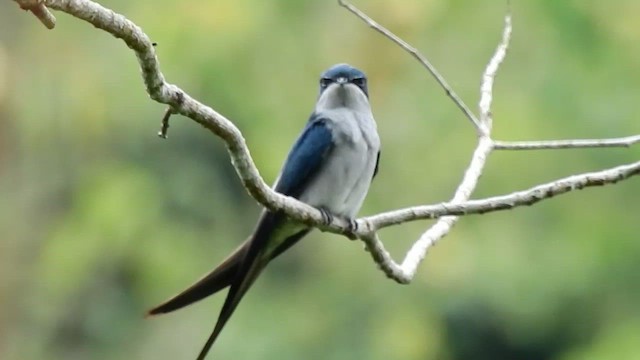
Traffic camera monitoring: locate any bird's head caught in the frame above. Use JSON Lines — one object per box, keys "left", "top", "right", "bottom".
{"left": 316, "top": 63, "right": 369, "bottom": 111}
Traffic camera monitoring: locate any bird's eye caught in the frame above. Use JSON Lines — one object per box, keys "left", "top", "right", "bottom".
{"left": 352, "top": 77, "right": 366, "bottom": 87}
{"left": 320, "top": 78, "right": 332, "bottom": 87}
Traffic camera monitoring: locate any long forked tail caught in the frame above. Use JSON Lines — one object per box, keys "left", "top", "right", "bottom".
{"left": 196, "top": 249, "right": 269, "bottom": 360}
{"left": 194, "top": 219, "right": 312, "bottom": 359}
{"left": 146, "top": 240, "right": 250, "bottom": 316}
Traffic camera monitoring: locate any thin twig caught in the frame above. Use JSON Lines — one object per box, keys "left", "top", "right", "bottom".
{"left": 158, "top": 107, "right": 172, "bottom": 139}
{"left": 494, "top": 134, "right": 640, "bottom": 150}
{"left": 157, "top": 92, "right": 184, "bottom": 138}
{"left": 14, "top": 0, "right": 56, "bottom": 29}
{"left": 479, "top": 13, "right": 512, "bottom": 129}
{"left": 337, "top": 0, "right": 484, "bottom": 135}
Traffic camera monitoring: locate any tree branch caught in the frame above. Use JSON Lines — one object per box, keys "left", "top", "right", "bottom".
{"left": 350, "top": 7, "right": 512, "bottom": 282}
{"left": 364, "top": 159, "right": 640, "bottom": 229}
{"left": 14, "top": 0, "right": 56, "bottom": 29}
{"left": 479, "top": 13, "right": 512, "bottom": 128}
{"left": 361, "top": 137, "right": 494, "bottom": 283}
{"left": 493, "top": 134, "right": 640, "bottom": 150}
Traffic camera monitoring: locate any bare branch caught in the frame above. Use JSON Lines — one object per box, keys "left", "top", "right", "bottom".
{"left": 361, "top": 138, "right": 494, "bottom": 282}
{"left": 158, "top": 107, "right": 173, "bottom": 139}
{"left": 337, "top": 0, "right": 484, "bottom": 135}
{"left": 355, "top": 9, "right": 512, "bottom": 282}
{"left": 14, "top": 0, "right": 56, "bottom": 29}
{"left": 479, "top": 13, "right": 512, "bottom": 129}
{"left": 387, "top": 137, "right": 493, "bottom": 281}
{"left": 494, "top": 134, "right": 640, "bottom": 150}
{"left": 361, "top": 233, "right": 410, "bottom": 283}
{"left": 365, "top": 159, "right": 640, "bottom": 229}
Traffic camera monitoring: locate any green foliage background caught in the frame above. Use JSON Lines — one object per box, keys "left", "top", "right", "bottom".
{"left": 1, "top": 1, "right": 639, "bottom": 359}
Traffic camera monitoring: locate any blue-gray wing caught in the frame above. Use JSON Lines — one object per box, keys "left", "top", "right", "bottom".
{"left": 275, "top": 115, "right": 334, "bottom": 198}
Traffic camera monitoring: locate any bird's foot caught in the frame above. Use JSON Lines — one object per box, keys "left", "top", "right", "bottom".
{"left": 319, "top": 208, "right": 334, "bottom": 226}
{"left": 344, "top": 218, "right": 359, "bottom": 240}
{"left": 318, "top": 208, "right": 359, "bottom": 240}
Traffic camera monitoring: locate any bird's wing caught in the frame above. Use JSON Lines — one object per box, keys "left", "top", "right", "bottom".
{"left": 274, "top": 115, "right": 335, "bottom": 197}
{"left": 195, "top": 116, "right": 335, "bottom": 359}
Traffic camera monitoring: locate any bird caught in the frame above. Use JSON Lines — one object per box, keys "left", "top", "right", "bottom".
{"left": 146, "top": 63, "right": 381, "bottom": 359}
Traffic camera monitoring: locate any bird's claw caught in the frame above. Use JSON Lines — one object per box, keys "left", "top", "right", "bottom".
{"left": 345, "top": 218, "right": 359, "bottom": 240}
{"left": 318, "top": 208, "right": 358, "bottom": 240}
{"left": 319, "top": 208, "right": 334, "bottom": 226}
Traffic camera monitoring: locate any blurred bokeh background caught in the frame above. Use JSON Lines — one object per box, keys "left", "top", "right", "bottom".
{"left": 1, "top": 1, "right": 639, "bottom": 359}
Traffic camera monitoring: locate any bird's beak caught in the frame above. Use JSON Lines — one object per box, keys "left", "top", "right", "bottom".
{"left": 336, "top": 77, "right": 347, "bottom": 85}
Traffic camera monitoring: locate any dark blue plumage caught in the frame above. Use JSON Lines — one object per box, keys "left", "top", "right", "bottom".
{"left": 275, "top": 116, "right": 334, "bottom": 197}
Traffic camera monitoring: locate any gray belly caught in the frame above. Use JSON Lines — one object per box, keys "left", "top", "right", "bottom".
{"left": 299, "top": 140, "right": 377, "bottom": 218}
